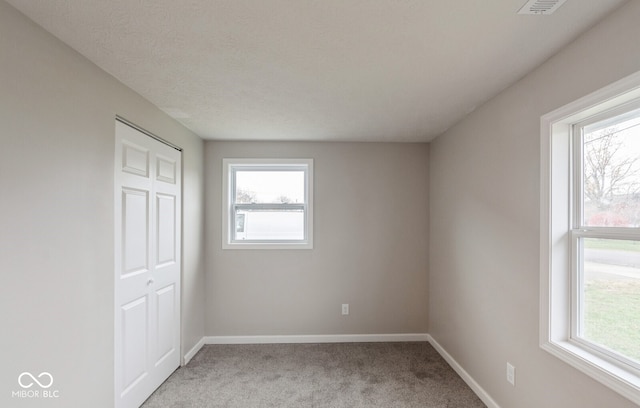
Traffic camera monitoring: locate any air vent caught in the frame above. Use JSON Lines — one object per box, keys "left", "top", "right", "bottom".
{"left": 517, "top": 0, "right": 567, "bottom": 15}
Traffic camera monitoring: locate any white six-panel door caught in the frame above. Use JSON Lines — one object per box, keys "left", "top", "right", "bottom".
{"left": 114, "top": 120, "right": 181, "bottom": 408}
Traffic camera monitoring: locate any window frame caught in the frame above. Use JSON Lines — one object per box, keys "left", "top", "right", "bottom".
{"left": 570, "top": 102, "right": 640, "bottom": 374}
{"left": 541, "top": 70, "right": 640, "bottom": 405}
{"left": 222, "top": 158, "right": 313, "bottom": 250}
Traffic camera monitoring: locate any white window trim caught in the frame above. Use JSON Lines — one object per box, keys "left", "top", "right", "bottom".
{"left": 540, "top": 70, "right": 640, "bottom": 405}
{"left": 222, "top": 158, "right": 313, "bottom": 250}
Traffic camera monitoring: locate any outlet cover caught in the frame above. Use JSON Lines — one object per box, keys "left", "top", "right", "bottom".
{"left": 507, "top": 362, "right": 515, "bottom": 386}
{"left": 341, "top": 304, "right": 349, "bottom": 315}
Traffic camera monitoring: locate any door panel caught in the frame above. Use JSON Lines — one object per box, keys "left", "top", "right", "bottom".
{"left": 156, "top": 155, "right": 176, "bottom": 184}
{"left": 155, "top": 284, "right": 176, "bottom": 364}
{"left": 122, "top": 189, "right": 149, "bottom": 275}
{"left": 156, "top": 194, "right": 175, "bottom": 266}
{"left": 115, "top": 120, "right": 181, "bottom": 408}
{"left": 122, "top": 142, "right": 149, "bottom": 177}
{"left": 121, "top": 296, "right": 149, "bottom": 391}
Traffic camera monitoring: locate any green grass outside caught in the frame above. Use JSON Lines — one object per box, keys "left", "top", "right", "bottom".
{"left": 584, "top": 279, "right": 640, "bottom": 363}
{"left": 584, "top": 238, "right": 640, "bottom": 252}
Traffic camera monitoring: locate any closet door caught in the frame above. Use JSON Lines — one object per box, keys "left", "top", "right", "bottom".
{"left": 114, "top": 120, "right": 181, "bottom": 408}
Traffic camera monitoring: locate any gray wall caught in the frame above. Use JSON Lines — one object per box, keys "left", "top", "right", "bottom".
{"left": 205, "top": 141, "right": 429, "bottom": 336}
{"left": 0, "top": 2, "right": 205, "bottom": 407}
{"left": 429, "top": 1, "right": 640, "bottom": 407}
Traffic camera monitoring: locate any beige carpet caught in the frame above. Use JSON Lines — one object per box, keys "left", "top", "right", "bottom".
{"left": 142, "top": 342, "right": 486, "bottom": 408}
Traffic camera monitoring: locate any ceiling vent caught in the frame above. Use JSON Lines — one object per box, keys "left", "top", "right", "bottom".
{"left": 517, "top": 0, "right": 567, "bottom": 15}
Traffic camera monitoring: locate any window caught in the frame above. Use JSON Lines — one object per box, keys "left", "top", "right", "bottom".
{"left": 573, "top": 103, "right": 640, "bottom": 365}
{"left": 222, "top": 158, "right": 313, "bottom": 249}
{"left": 541, "top": 71, "right": 640, "bottom": 404}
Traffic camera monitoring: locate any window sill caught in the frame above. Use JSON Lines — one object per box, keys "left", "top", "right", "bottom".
{"left": 222, "top": 241, "right": 313, "bottom": 250}
{"left": 541, "top": 340, "right": 640, "bottom": 405}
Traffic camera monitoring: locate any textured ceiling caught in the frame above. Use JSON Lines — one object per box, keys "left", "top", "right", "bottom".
{"left": 6, "top": 0, "right": 628, "bottom": 142}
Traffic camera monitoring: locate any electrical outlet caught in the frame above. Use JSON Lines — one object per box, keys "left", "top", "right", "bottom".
{"left": 341, "top": 304, "right": 349, "bottom": 315}
{"left": 506, "top": 362, "right": 515, "bottom": 386}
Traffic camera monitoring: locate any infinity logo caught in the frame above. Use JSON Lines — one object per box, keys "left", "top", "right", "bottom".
{"left": 18, "top": 372, "right": 53, "bottom": 389}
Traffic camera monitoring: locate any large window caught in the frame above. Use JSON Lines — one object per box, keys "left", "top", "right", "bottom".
{"left": 222, "top": 158, "right": 313, "bottom": 249}
{"left": 573, "top": 103, "right": 640, "bottom": 368}
{"left": 541, "top": 71, "right": 640, "bottom": 405}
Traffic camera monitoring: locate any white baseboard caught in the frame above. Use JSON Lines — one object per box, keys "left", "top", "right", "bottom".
{"left": 427, "top": 334, "right": 500, "bottom": 408}
{"left": 183, "top": 336, "right": 205, "bottom": 365}
{"left": 204, "top": 333, "right": 429, "bottom": 345}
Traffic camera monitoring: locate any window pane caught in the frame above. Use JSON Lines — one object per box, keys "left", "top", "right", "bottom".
{"left": 235, "top": 171, "right": 305, "bottom": 204}
{"left": 583, "top": 109, "right": 640, "bottom": 227}
{"left": 234, "top": 209, "right": 304, "bottom": 240}
{"left": 581, "top": 238, "right": 640, "bottom": 364}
